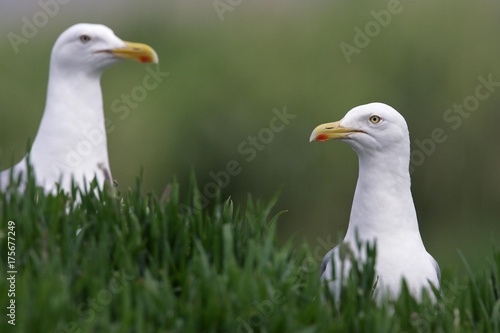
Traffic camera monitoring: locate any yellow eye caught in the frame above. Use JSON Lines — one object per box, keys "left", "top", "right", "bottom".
{"left": 80, "top": 35, "right": 92, "bottom": 43}
{"left": 369, "top": 115, "right": 381, "bottom": 124}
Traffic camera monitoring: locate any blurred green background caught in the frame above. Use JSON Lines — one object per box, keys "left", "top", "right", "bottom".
{"left": 0, "top": 0, "right": 499, "bottom": 272}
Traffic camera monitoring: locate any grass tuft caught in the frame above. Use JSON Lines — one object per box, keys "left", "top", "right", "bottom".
{"left": 0, "top": 173, "right": 499, "bottom": 332}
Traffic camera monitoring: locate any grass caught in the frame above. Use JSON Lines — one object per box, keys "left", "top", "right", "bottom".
{"left": 0, "top": 173, "right": 499, "bottom": 333}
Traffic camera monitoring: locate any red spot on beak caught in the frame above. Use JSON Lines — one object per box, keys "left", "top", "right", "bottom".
{"left": 315, "top": 134, "right": 329, "bottom": 142}
{"left": 140, "top": 55, "right": 151, "bottom": 63}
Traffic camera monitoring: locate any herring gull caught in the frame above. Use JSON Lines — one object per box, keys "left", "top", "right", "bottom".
{"left": 0, "top": 23, "right": 158, "bottom": 193}
{"left": 310, "top": 102, "right": 440, "bottom": 300}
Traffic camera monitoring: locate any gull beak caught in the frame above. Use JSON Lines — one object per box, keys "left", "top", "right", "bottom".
{"left": 108, "top": 41, "right": 159, "bottom": 63}
{"left": 309, "top": 121, "right": 362, "bottom": 142}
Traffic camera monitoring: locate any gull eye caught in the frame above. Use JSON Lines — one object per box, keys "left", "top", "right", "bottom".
{"left": 79, "top": 35, "right": 92, "bottom": 43}
{"left": 369, "top": 115, "right": 381, "bottom": 124}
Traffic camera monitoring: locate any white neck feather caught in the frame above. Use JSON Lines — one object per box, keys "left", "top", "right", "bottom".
{"left": 28, "top": 64, "right": 110, "bottom": 190}
{"left": 344, "top": 145, "right": 421, "bottom": 243}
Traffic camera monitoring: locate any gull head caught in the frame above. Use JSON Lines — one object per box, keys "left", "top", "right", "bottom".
{"left": 50, "top": 23, "right": 158, "bottom": 75}
{"left": 310, "top": 102, "right": 410, "bottom": 156}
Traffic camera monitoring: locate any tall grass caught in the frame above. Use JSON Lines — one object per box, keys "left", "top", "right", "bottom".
{"left": 0, "top": 174, "right": 499, "bottom": 332}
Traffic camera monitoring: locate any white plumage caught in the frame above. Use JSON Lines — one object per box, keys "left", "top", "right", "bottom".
{"left": 0, "top": 23, "right": 158, "bottom": 193}
{"left": 310, "top": 102, "right": 440, "bottom": 300}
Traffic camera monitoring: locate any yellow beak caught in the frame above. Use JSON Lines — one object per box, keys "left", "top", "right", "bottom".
{"left": 109, "top": 41, "right": 159, "bottom": 63}
{"left": 309, "top": 121, "right": 363, "bottom": 142}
